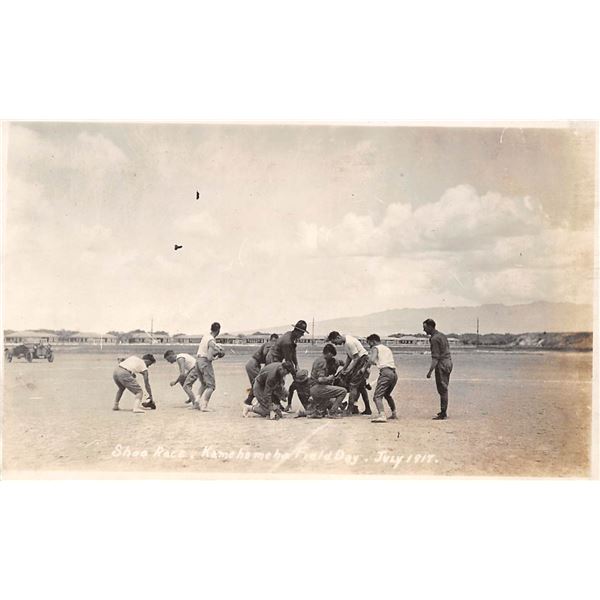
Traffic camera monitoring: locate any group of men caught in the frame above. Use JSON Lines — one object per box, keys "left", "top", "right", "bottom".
{"left": 112, "top": 322, "right": 225, "bottom": 414}
{"left": 111, "top": 318, "right": 453, "bottom": 422}
{"left": 241, "top": 318, "right": 453, "bottom": 422}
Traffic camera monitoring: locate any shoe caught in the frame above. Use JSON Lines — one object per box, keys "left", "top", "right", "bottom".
{"left": 389, "top": 412, "right": 398, "bottom": 420}
{"left": 242, "top": 405, "right": 250, "bottom": 418}
{"left": 200, "top": 400, "right": 210, "bottom": 412}
{"left": 188, "top": 402, "right": 200, "bottom": 410}
{"left": 361, "top": 409, "right": 372, "bottom": 415}
{"left": 432, "top": 414, "right": 447, "bottom": 420}
{"left": 269, "top": 410, "right": 280, "bottom": 421}
{"left": 371, "top": 415, "right": 387, "bottom": 423}
{"left": 283, "top": 405, "right": 291, "bottom": 412}
{"left": 112, "top": 403, "right": 120, "bottom": 411}
{"left": 326, "top": 412, "right": 342, "bottom": 419}
{"left": 244, "top": 397, "right": 253, "bottom": 406}
{"left": 307, "top": 413, "right": 322, "bottom": 419}
{"left": 142, "top": 400, "right": 156, "bottom": 410}
{"left": 184, "top": 398, "right": 192, "bottom": 404}
{"left": 351, "top": 405, "right": 360, "bottom": 415}
{"left": 133, "top": 407, "right": 146, "bottom": 414}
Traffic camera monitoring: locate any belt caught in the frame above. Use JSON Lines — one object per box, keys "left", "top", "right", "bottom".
{"left": 119, "top": 366, "right": 133, "bottom": 375}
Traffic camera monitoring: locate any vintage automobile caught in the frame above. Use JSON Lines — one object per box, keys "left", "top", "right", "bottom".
{"left": 5, "top": 342, "right": 55, "bottom": 363}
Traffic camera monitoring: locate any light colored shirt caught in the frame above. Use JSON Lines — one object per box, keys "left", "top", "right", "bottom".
{"left": 119, "top": 356, "right": 148, "bottom": 374}
{"left": 373, "top": 344, "right": 396, "bottom": 370}
{"left": 197, "top": 333, "right": 215, "bottom": 358}
{"left": 176, "top": 353, "right": 196, "bottom": 372}
{"left": 345, "top": 335, "right": 368, "bottom": 359}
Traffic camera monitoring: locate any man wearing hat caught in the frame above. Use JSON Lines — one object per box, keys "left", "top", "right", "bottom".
{"left": 265, "top": 319, "right": 309, "bottom": 371}
{"left": 112, "top": 353, "right": 156, "bottom": 413}
{"left": 243, "top": 360, "right": 295, "bottom": 420}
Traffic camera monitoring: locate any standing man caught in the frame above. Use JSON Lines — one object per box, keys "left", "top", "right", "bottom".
{"left": 265, "top": 320, "right": 309, "bottom": 371}
{"left": 423, "top": 318, "right": 453, "bottom": 420}
{"left": 164, "top": 349, "right": 199, "bottom": 405}
{"left": 309, "top": 343, "right": 347, "bottom": 418}
{"left": 244, "top": 333, "right": 279, "bottom": 405}
{"left": 366, "top": 334, "right": 398, "bottom": 423}
{"left": 327, "top": 331, "right": 369, "bottom": 416}
{"left": 112, "top": 353, "right": 156, "bottom": 413}
{"left": 194, "top": 322, "right": 226, "bottom": 411}
{"left": 243, "top": 360, "right": 295, "bottom": 420}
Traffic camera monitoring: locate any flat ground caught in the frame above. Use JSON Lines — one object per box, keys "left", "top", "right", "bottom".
{"left": 1, "top": 348, "right": 593, "bottom": 478}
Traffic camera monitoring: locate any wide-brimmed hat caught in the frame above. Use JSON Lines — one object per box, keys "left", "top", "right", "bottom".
{"left": 292, "top": 320, "right": 309, "bottom": 334}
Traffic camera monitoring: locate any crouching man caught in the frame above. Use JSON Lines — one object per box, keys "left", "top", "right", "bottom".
{"left": 112, "top": 354, "right": 156, "bottom": 413}
{"left": 163, "top": 349, "right": 199, "bottom": 405}
{"left": 308, "top": 343, "right": 347, "bottom": 419}
{"left": 327, "top": 331, "right": 369, "bottom": 416}
{"left": 243, "top": 360, "right": 295, "bottom": 420}
{"left": 366, "top": 334, "right": 398, "bottom": 423}
{"left": 286, "top": 369, "right": 311, "bottom": 413}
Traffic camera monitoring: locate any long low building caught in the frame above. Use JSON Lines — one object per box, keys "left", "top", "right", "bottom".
{"left": 67, "top": 332, "right": 118, "bottom": 344}
{"left": 4, "top": 330, "right": 61, "bottom": 344}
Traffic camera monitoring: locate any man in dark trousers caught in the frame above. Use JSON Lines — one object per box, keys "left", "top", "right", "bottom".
{"left": 244, "top": 333, "right": 279, "bottom": 405}
{"left": 243, "top": 360, "right": 295, "bottom": 420}
{"left": 309, "top": 343, "right": 347, "bottom": 418}
{"left": 423, "top": 318, "right": 453, "bottom": 420}
{"left": 265, "top": 320, "right": 309, "bottom": 371}
{"left": 327, "top": 331, "right": 370, "bottom": 416}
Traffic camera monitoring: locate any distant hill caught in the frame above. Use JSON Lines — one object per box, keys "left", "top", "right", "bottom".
{"left": 253, "top": 301, "right": 593, "bottom": 336}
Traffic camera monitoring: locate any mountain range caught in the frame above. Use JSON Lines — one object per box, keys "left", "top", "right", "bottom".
{"left": 252, "top": 301, "right": 594, "bottom": 336}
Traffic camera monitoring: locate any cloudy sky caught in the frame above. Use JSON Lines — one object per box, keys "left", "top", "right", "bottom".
{"left": 3, "top": 122, "right": 596, "bottom": 334}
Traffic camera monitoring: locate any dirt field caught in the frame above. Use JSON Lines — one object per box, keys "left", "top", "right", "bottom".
{"left": 1, "top": 347, "right": 593, "bottom": 478}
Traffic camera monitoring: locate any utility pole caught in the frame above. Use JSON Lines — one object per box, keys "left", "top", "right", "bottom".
{"left": 476, "top": 317, "right": 480, "bottom": 348}
{"left": 151, "top": 317, "right": 154, "bottom": 345}
{"left": 312, "top": 317, "right": 315, "bottom": 345}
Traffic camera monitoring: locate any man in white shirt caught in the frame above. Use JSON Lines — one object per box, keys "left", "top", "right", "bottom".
{"left": 112, "top": 354, "right": 156, "bottom": 413}
{"left": 164, "top": 349, "right": 199, "bottom": 405}
{"left": 194, "top": 322, "right": 225, "bottom": 411}
{"left": 327, "top": 331, "right": 370, "bottom": 416}
{"left": 366, "top": 334, "right": 398, "bottom": 423}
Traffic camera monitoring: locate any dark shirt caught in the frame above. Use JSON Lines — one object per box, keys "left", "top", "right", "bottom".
{"left": 255, "top": 362, "right": 287, "bottom": 399}
{"left": 266, "top": 331, "right": 298, "bottom": 366}
{"left": 252, "top": 340, "right": 274, "bottom": 364}
{"left": 309, "top": 356, "right": 340, "bottom": 387}
{"left": 288, "top": 379, "right": 311, "bottom": 403}
{"left": 429, "top": 330, "right": 452, "bottom": 361}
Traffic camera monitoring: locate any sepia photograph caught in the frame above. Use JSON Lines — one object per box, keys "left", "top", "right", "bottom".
{"left": 1, "top": 121, "right": 597, "bottom": 478}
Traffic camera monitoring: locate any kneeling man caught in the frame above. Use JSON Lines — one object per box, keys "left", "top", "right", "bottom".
{"left": 309, "top": 343, "right": 347, "bottom": 418}
{"left": 244, "top": 360, "right": 295, "bottom": 420}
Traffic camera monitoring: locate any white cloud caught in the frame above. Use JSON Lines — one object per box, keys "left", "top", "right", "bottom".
{"left": 294, "top": 184, "right": 594, "bottom": 308}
